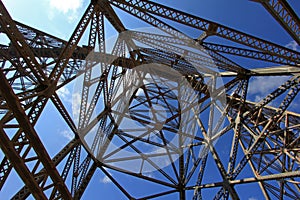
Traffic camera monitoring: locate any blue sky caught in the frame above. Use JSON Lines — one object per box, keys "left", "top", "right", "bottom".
{"left": 0, "top": 0, "right": 300, "bottom": 199}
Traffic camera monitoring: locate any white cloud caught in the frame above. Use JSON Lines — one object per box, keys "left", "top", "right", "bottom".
{"left": 47, "top": 0, "right": 83, "bottom": 22}
{"left": 72, "top": 92, "right": 82, "bottom": 123}
{"left": 144, "top": 172, "right": 154, "bottom": 178}
{"left": 248, "top": 76, "right": 288, "bottom": 96}
{"left": 254, "top": 95, "right": 263, "bottom": 102}
{"left": 100, "top": 169, "right": 113, "bottom": 184}
{"left": 48, "top": 0, "right": 83, "bottom": 13}
{"left": 100, "top": 175, "right": 112, "bottom": 184}
{"left": 248, "top": 197, "right": 258, "bottom": 200}
{"left": 248, "top": 76, "right": 289, "bottom": 104}
{"left": 57, "top": 86, "right": 72, "bottom": 103}
{"left": 285, "top": 41, "right": 299, "bottom": 51}
{"left": 60, "top": 130, "right": 74, "bottom": 140}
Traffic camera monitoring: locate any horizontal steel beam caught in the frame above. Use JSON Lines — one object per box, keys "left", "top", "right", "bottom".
{"left": 189, "top": 171, "right": 300, "bottom": 190}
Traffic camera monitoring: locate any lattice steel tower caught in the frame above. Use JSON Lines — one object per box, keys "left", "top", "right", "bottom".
{"left": 0, "top": 0, "right": 299, "bottom": 199}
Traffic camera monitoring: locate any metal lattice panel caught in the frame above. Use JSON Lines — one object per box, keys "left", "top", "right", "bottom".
{"left": 0, "top": 0, "right": 299, "bottom": 199}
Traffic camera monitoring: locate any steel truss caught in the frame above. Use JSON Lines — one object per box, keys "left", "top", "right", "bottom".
{"left": 0, "top": 0, "right": 299, "bottom": 199}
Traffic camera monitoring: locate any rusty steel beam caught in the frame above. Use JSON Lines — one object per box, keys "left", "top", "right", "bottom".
{"left": 12, "top": 139, "right": 80, "bottom": 200}
{"left": 0, "top": 0, "right": 300, "bottom": 199}
{"left": 252, "top": 0, "right": 300, "bottom": 45}
{"left": 49, "top": 3, "right": 95, "bottom": 81}
{"left": 0, "top": 1, "right": 48, "bottom": 84}
{"left": 0, "top": 68, "right": 72, "bottom": 199}
{"left": 109, "top": 0, "right": 300, "bottom": 63}
{"left": 189, "top": 170, "right": 300, "bottom": 190}
{"left": 202, "top": 42, "right": 298, "bottom": 66}
{"left": 0, "top": 127, "right": 47, "bottom": 200}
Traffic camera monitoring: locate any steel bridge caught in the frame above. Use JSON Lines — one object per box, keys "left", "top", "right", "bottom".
{"left": 0, "top": 0, "right": 299, "bottom": 199}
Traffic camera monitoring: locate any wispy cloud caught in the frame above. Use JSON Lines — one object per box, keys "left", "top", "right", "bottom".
{"left": 48, "top": 0, "right": 83, "bottom": 14}
{"left": 285, "top": 41, "right": 299, "bottom": 51}
{"left": 60, "top": 130, "right": 74, "bottom": 140}
{"left": 249, "top": 76, "right": 300, "bottom": 111}
{"left": 248, "top": 76, "right": 288, "bottom": 99}
{"left": 72, "top": 92, "right": 82, "bottom": 123}
{"left": 100, "top": 175, "right": 112, "bottom": 184}
{"left": 248, "top": 197, "right": 258, "bottom": 200}
{"left": 57, "top": 86, "right": 72, "bottom": 103}
{"left": 47, "top": 0, "right": 84, "bottom": 22}
{"left": 144, "top": 172, "right": 154, "bottom": 178}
